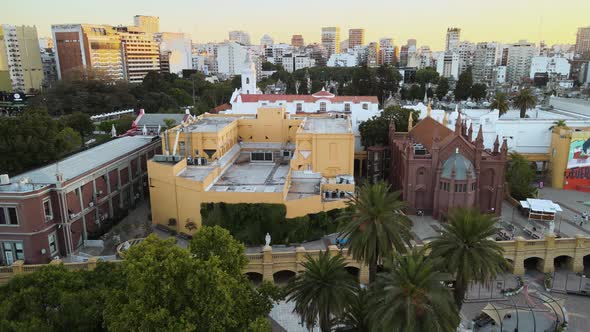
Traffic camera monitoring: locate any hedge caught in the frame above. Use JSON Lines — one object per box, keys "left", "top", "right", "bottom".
{"left": 200, "top": 202, "right": 348, "bottom": 245}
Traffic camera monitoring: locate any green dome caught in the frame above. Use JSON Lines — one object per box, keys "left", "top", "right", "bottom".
{"left": 441, "top": 152, "right": 475, "bottom": 180}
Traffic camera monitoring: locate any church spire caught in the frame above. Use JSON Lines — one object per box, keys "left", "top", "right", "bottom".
{"left": 408, "top": 112, "right": 414, "bottom": 131}
{"left": 493, "top": 135, "right": 500, "bottom": 154}
{"left": 467, "top": 122, "right": 473, "bottom": 141}
{"left": 426, "top": 100, "right": 432, "bottom": 117}
{"left": 475, "top": 124, "right": 484, "bottom": 148}
{"left": 454, "top": 111, "right": 462, "bottom": 134}
{"left": 501, "top": 138, "right": 508, "bottom": 156}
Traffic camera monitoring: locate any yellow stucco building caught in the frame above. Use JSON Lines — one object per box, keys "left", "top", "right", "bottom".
{"left": 549, "top": 126, "right": 590, "bottom": 192}
{"left": 147, "top": 107, "right": 355, "bottom": 234}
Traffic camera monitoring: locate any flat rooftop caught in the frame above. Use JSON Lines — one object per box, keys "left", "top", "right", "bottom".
{"left": 301, "top": 117, "right": 350, "bottom": 134}
{"left": 185, "top": 117, "right": 240, "bottom": 133}
{"left": 210, "top": 162, "right": 290, "bottom": 193}
{"left": 0, "top": 136, "right": 156, "bottom": 193}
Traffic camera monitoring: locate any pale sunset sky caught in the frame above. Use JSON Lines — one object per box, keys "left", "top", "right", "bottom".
{"left": 2, "top": 0, "right": 589, "bottom": 50}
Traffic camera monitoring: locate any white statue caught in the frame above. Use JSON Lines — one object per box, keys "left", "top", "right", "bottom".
{"left": 142, "top": 125, "right": 147, "bottom": 136}
{"left": 265, "top": 233, "right": 271, "bottom": 247}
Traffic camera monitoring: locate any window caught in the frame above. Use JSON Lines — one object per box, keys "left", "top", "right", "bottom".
{"left": 471, "top": 183, "right": 476, "bottom": 191}
{"left": 246, "top": 77, "right": 250, "bottom": 84}
{"left": 2, "top": 241, "right": 24, "bottom": 264}
{"left": 43, "top": 199, "right": 53, "bottom": 221}
{"left": 251, "top": 151, "right": 273, "bottom": 162}
{"left": 48, "top": 233, "right": 58, "bottom": 255}
{"left": 0, "top": 207, "right": 18, "bottom": 225}
{"left": 344, "top": 103, "right": 351, "bottom": 112}
{"left": 320, "top": 102, "right": 326, "bottom": 112}
{"left": 362, "top": 103, "right": 368, "bottom": 110}
{"left": 296, "top": 103, "right": 302, "bottom": 111}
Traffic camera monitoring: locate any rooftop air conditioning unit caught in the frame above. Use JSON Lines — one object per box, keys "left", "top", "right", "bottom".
{"left": 0, "top": 174, "right": 10, "bottom": 185}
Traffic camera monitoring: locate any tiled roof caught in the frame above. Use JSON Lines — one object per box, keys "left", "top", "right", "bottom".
{"left": 409, "top": 116, "right": 454, "bottom": 151}
{"left": 210, "top": 103, "right": 232, "bottom": 113}
{"left": 234, "top": 93, "right": 378, "bottom": 104}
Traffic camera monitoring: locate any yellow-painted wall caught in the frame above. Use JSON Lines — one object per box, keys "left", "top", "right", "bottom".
{"left": 149, "top": 108, "right": 355, "bottom": 234}
{"left": 549, "top": 128, "right": 571, "bottom": 189}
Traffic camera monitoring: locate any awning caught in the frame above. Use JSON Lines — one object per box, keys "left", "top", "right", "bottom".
{"left": 520, "top": 199, "right": 562, "bottom": 213}
{"left": 482, "top": 303, "right": 515, "bottom": 326}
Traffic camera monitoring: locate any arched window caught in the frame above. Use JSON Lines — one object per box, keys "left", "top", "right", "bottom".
{"left": 246, "top": 77, "right": 250, "bottom": 84}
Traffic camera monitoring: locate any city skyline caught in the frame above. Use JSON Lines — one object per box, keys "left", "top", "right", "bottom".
{"left": 3, "top": 0, "right": 589, "bottom": 50}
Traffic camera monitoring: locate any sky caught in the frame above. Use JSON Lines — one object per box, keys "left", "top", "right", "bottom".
{"left": 2, "top": 0, "right": 589, "bottom": 51}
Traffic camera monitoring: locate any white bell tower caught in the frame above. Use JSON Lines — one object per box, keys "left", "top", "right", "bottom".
{"left": 241, "top": 51, "right": 258, "bottom": 95}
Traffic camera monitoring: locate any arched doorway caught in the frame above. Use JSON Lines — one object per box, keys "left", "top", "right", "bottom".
{"left": 273, "top": 270, "right": 297, "bottom": 285}
{"left": 554, "top": 255, "right": 574, "bottom": 271}
{"left": 345, "top": 266, "right": 360, "bottom": 281}
{"left": 245, "top": 272, "right": 263, "bottom": 285}
{"left": 524, "top": 257, "right": 544, "bottom": 274}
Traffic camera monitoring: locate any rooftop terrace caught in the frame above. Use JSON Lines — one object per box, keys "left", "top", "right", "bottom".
{"left": 210, "top": 162, "right": 290, "bottom": 193}
{"left": 300, "top": 117, "right": 350, "bottom": 134}
{"left": 185, "top": 117, "right": 240, "bottom": 133}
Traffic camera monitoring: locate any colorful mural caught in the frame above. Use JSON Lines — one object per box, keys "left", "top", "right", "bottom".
{"left": 564, "top": 132, "right": 590, "bottom": 192}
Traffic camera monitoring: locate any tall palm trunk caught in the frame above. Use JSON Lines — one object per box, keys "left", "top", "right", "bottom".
{"left": 519, "top": 107, "right": 526, "bottom": 119}
{"left": 319, "top": 309, "right": 331, "bottom": 332}
{"left": 453, "top": 276, "right": 467, "bottom": 311}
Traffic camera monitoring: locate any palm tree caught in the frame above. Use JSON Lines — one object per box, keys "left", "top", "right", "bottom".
{"left": 368, "top": 249, "right": 460, "bottom": 332}
{"left": 549, "top": 119, "right": 567, "bottom": 131}
{"left": 337, "top": 287, "right": 370, "bottom": 332}
{"left": 338, "top": 181, "right": 413, "bottom": 283}
{"left": 429, "top": 208, "right": 508, "bottom": 310}
{"left": 512, "top": 88, "right": 537, "bottom": 119}
{"left": 490, "top": 92, "right": 509, "bottom": 117}
{"left": 286, "top": 250, "right": 357, "bottom": 332}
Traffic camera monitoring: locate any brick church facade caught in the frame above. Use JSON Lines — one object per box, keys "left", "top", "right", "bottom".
{"left": 389, "top": 108, "right": 507, "bottom": 219}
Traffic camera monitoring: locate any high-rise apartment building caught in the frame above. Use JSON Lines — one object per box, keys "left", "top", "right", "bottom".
{"left": 406, "top": 39, "right": 417, "bottom": 52}
{"left": 506, "top": 40, "right": 536, "bottom": 84}
{"left": 52, "top": 24, "right": 125, "bottom": 80}
{"left": 291, "top": 34, "right": 304, "bottom": 48}
{"left": 216, "top": 41, "right": 249, "bottom": 76}
{"left": 0, "top": 25, "right": 43, "bottom": 92}
{"left": 348, "top": 29, "right": 365, "bottom": 49}
{"left": 229, "top": 30, "right": 251, "bottom": 45}
{"left": 321, "top": 27, "right": 340, "bottom": 58}
{"left": 379, "top": 38, "right": 397, "bottom": 66}
{"left": 155, "top": 32, "right": 192, "bottom": 75}
{"left": 366, "top": 42, "right": 380, "bottom": 67}
{"left": 445, "top": 28, "right": 461, "bottom": 52}
{"left": 457, "top": 41, "right": 475, "bottom": 74}
{"left": 133, "top": 15, "right": 160, "bottom": 34}
{"left": 436, "top": 52, "right": 460, "bottom": 79}
{"left": 40, "top": 45, "right": 57, "bottom": 88}
{"left": 472, "top": 42, "right": 498, "bottom": 85}
{"left": 115, "top": 26, "right": 160, "bottom": 83}
{"left": 575, "top": 26, "right": 590, "bottom": 59}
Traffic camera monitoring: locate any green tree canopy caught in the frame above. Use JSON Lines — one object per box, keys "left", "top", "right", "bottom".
{"left": 0, "top": 263, "right": 123, "bottom": 332}
{"left": 507, "top": 152, "right": 537, "bottom": 200}
{"left": 55, "top": 127, "right": 82, "bottom": 153}
{"left": 490, "top": 92, "right": 510, "bottom": 117}
{"left": 0, "top": 108, "right": 64, "bottom": 175}
{"left": 62, "top": 112, "right": 94, "bottom": 145}
{"left": 368, "top": 249, "right": 460, "bottom": 332}
{"left": 416, "top": 67, "right": 440, "bottom": 86}
{"left": 454, "top": 68, "right": 473, "bottom": 101}
{"left": 105, "top": 234, "right": 281, "bottom": 331}
{"left": 189, "top": 225, "right": 248, "bottom": 276}
{"left": 471, "top": 83, "right": 487, "bottom": 100}
{"left": 338, "top": 181, "right": 413, "bottom": 283}
{"left": 435, "top": 77, "right": 450, "bottom": 100}
{"left": 286, "top": 250, "right": 357, "bottom": 332}
{"left": 513, "top": 88, "right": 537, "bottom": 119}
{"left": 358, "top": 105, "right": 419, "bottom": 148}
{"left": 429, "top": 208, "right": 508, "bottom": 309}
